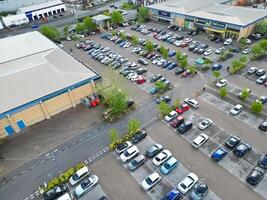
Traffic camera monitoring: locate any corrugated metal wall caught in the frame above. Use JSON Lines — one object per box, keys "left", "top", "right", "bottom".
{"left": 0, "top": 83, "right": 94, "bottom": 139}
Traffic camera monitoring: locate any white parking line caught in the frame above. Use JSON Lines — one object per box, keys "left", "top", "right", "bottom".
{"left": 30, "top": 194, "right": 35, "bottom": 199}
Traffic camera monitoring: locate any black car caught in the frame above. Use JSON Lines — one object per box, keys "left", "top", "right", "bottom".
{"left": 127, "top": 154, "right": 146, "bottom": 171}
{"left": 136, "top": 68, "right": 147, "bottom": 75}
{"left": 176, "top": 35, "right": 184, "bottom": 40}
{"left": 187, "top": 30, "right": 194, "bottom": 35}
{"left": 199, "top": 44, "right": 208, "bottom": 49}
{"left": 43, "top": 184, "right": 67, "bottom": 200}
{"left": 174, "top": 67, "right": 185, "bottom": 75}
{"left": 215, "top": 38, "right": 223, "bottom": 43}
{"left": 177, "top": 121, "right": 193, "bottom": 134}
{"left": 233, "top": 143, "right": 252, "bottom": 157}
{"left": 258, "top": 154, "right": 267, "bottom": 169}
{"left": 189, "top": 44, "right": 197, "bottom": 51}
{"left": 131, "top": 130, "right": 147, "bottom": 144}
{"left": 145, "top": 144, "right": 163, "bottom": 158}
{"left": 259, "top": 119, "right": 267, "bottom": 131}
{"left": 246, "top": 167, "right": 264, "bottom": 185}
{"left": 150, "top": 74, "right": 162, "bottom": 82}
{"left": 225, "top": 135, "right": 241, "bottom": 149}
{"left": 190, "top": 182, "right": 209, "bottom": 199}
{"left": 191, "top": 30, "right": 199, "bottom": 36}
{"left": 230, "top": 47, "right": 240, "bottom": 53}
{"left": 156, "top": 95, "right": 171, "bottom": 104}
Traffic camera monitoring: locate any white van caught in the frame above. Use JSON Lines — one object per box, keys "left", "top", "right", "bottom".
{"left": 56, "top": 193, "right": 72, "bottom": 200}
{"left": 69, "top": 166, "right": 90, "bottom": 185}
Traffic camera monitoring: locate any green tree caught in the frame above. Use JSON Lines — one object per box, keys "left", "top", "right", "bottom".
{"left": 230, "top": 59, "right": 240, "bottom": 73}
{"left": 179, "top": 58, "right": 188, "bottom": 68}
{"left": 213, "top": 70, "right": 221, "bottom": 80}
{"left": 252, "top": 45, "right": 265, "bottom": 59}
{"left": 172, "top": 99, "right": 180, "bottom": 110}
{"left": 239, "top": 56, "right": 247, "bottom": 66}
{"left": 255, "top": 21, "right": 267, "bottom": 35}
{"left": 240, "top": 88, "right": 250, "bottom": 101}
{"left": 187, "top": 65, "right": 197, "bottom": 75}
{"left": 259, "top": 39, "right": 267, "bottom": 51}
{"left": 239, "top": 37, "right": 247, "bottom": 49}
{"left": 159, "top": 45, "right": 165, "bottom": 55}
{"left": 158, "top": 101, "right": 172, "bottom": 116}
{"left": 111, "top": 11, "right": 124, "bottom": 24}
{"left": 76, "top": 23, "right": 84, "bottom": 33}
{"left": 120, "top": 32, "right": 126, "bottom": 41}
{"left": 109, "top": 129, "right": 119, "bottom": 143}
{"left": 251, "top": 101, "right": 263, "bottom": 114}
{"left": 145, "top": 40, "right": 154, "bottom": 53}
{"left": 128, "top": 118, "right": 141, "bottom": 135}
{"left": 111, "top": 30, "right": 116, "bottom": 36}
{"left": 131, "top": 35, "right": 138, "bottom": 46}
{"left": 219, "top": 87, "right": 227, "bottom": 98}
{"left": 155, "top": 80, "right": 166, "bottom": 91}
{"left": 162, "top": 48, "right": 168, "bottom": 59}
{"left": 176, "top": 50, "right": 182, "bottom": 61}
{"left": 137, "top": 7, "right": 149, "bottom": 23}
{"left": 63, "top": 25, "right": 69, "bottom": 38}
{"left": 83, "top": 16, "right": 96, "bottom": 32}
{"left": 40, "top": 25, "right": 60, "bottom": 41}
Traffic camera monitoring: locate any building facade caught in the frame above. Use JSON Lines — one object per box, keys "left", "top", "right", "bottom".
{"left": 147, "top": 0, "right": 267, "bottom": 40}
{"left": 0, "top": 31, "right": 100, "bottom": 139}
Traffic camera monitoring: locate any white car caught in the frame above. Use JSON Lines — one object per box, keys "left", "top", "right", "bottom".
{"left": 58, "top": 44, "right": 64, "bottom": 48}
{"left": 246, "top": 39, "right": 252, "bottom": 44}
{"left": 120, "top": 145, "right": 139, "bottom": 163}
{"left": 127, "top": 72, "right": 137, "bottom": 80}
{"left": 122, "top": 11, "right": 128, "bottom": 15}
{"left": 130, "top": 74, "right": 140, "bottom": 81}
{"left": 230, "top": 104, "right": 243, "bottom": 115}
{"left": 203, "top": 49, "right": 212, "bottom": 56}
{"left": 184, "top": 98, "right": 199, "bottom": 109}
{"left": 242, "top": 48, "right": 251, "bottom": 54}
{"left": 115, "top": 141, "right": 132, "bottom": 154}
{"left": 74, "top": 175, "right": 98, "bottom": 197}
{"left": 152, "top": 150, "right": 172, "bottom": 166}
{"left": 165, "top": 111, "right": 178, "bottom": 122}
{"left": 66, "top": 36, "right": 72, "bottom": 41}
{"left": 141, "top": 172, "right": 162, "bottom": 191}
{"left": 224, "top": 38, "right": 232, "bottom": 45}
{"left": 123, "top": 42, "right": 132, "bottom": 48}
{"left": 216, "top": 79, "right": 227, "bottom": 88}
{"left": 184, "top": 38, "right": 192, "bottom": 43}
{"left": 69, "top": 166, "right": 90, "bottom": 185}
{"left": 247, "top": 67, "right": 257, "bottom": 74}
{"left": 174, "top": 40, "right": 183, "bottom": 47}
{"left": 177, "top": 173, "right": 199, "bottom": 194}
{"left": 192, "top": 134, "right": 209, "bottom": 148}
{"left": 198, "top": 118, "right": 213, "bottom": 130}
{"left": 101, "top": 47, "right": 110, "bottom": 53}
{"left": 215, "top": 47, "right": 225, "bottom": 54}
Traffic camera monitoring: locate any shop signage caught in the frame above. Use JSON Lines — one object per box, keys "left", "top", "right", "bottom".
{"left": 158, "top": 11, "right": 171, "bottom": 17}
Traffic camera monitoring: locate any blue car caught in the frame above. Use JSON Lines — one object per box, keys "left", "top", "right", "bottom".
{"left": 211, "top": 147, "right": 228, "bottom": 161}
{"left": 161, "top": 189, "right": 182, "bottom": 200}
{"left": 162, "top": 61, "right": 172, "bottom": 68}
{"left": 167, "top": 62, "right": 177, "bottom": 70}
{"left": 233, "top": 143, "right": 252, "bottom": 157}
{"left": 149, "top": 87, "right": 159, "bottom": 94}
{"left": 119, "top": 41, "right": 127, "bottom": 47}
{"left": 212, "top": 64, "right": 222, "bottom": 70}
{"left": 168, "top": 50, "right": 176, "bottom": 57}
{"left": 160, "top": 157, "right": 178, "bottom": 174}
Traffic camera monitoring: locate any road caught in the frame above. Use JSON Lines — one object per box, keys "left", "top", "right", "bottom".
{"left": 0, "top": 0, "right": 136, "bottom": 39}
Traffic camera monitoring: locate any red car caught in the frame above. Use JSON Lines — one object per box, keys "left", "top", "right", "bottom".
{"left": 180, "top": 42, "right": 188, "bottom": 48}
{"left": 136, "top": 77, "right": 146, "bottom": 84}
{"left": 176, "top": 103, "right": 190, "bottom": 114}
{"left": 181, "top": 70, "right": 191, "bottom": 77}
{"left": 170, "top": 116, "right": 184, "bottom": 128}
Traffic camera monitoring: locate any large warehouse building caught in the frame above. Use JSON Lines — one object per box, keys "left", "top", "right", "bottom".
{"left": 146, "top": 0, "right": 267, "bottom": 40}
{"left": 0, "top": 31, "right": 100, "bottom": 139}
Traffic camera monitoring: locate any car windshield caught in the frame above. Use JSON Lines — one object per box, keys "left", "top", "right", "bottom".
{"left": 145, "top": 177, "right": 153, "bottom": 185}
{"left": 195, "top": 185, "right": 207, "bottom": 196}
{"left": 238, "top": 144, "right": 246, "bottom": 150}
{"left": 228, "top": 138, "right": 237, "bottom": 145}
{"left": 217, "top": 149, "right": 224, "bottom": 155}
{"left": 180, "top": 183, "right": 187, "bottom": 189}
{"left": 201, "top": 120, "right": 208, "bottom": 125}
{"left": 124, "top": 151, "right": 130, "bottom": 157}
{"left": 117, "top": 143, "right": 127, "bottom": 150}
{"left": 81, "top": 179, "right": 91, "bottom": 189}
{"left": 163, "top": 163, "right": 171, "bottom": 169}
{"left": 148, "top": 146, "right": 157, "bottom": 154}
{"left": 72, "top": 174, "right": 79, "bottom": 181}
{"left": 131, "top": 160, "right": 139, "bottom": 166}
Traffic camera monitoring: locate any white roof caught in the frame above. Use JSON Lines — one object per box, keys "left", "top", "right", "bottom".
{"left": 18, "top": 0, "right": 64, "bottom": 13}
{"left": 0, "top": 31, "right": 97, "bottom": 114}
{"left": 92, "top": 14, "right": 111, "bottom": 22}
{"left": 146, "top": 0, "right": 267, "bottom": 26}
{"left": 2, "top": 13, "right": 29, "bottom": 27}
{"left": 0, "top": 21, "right": 3, "bottom": 29}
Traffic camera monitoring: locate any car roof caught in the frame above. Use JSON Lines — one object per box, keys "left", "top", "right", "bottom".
{"left": 149, "top": 172, "right": 160, "bottom": 181}
{"left": 127, "top": 145, "right": 138, "bottom": 153}
{"left": 166, "top": 157, "right": 177, "bottom": 165}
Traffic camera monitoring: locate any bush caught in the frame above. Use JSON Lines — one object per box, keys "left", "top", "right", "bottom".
{"left": 121, "top": 2, "right": 137, "bottom": 10}
{"left": 219, "top": 87, "right": 227, "bottom": 98}
{"left": 251, "top": 101, "right": 263, "bottom": 114}
{"left": 200, "top": 65, "right": 210, "bottom": 71}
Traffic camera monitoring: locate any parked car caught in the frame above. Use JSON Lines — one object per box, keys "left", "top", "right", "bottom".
{"left": 211, "top": 147, "right": 228, "bottom": 161}
{"left": 165, "top": 111, "right": 178, "bottom": 122}
{"left": 74, "top": 175, "right": 98, "bottom": 197}
{"left": 216, "top": 79, "right": 227, "bottom": 88}
{"left": 203, "top": 49, "right": 212, "bottom": 56}
{"left": 170, "top": 116, "right": 185, "bottom": 128}
{"left": 153, "top": 150, "right": 172, "bottom": 166}
{"left": 115, "top": 141, "right": 132, "bottom": 154}
{"left": 150, "top": 74, "right": 162, "bottom": 82}
{"left": 212, "top": 64, "right": 222, "bottom": 70}
{"left": 142, "top": 172, "right": 162, "bottom": 191}
{"left": 149, "top": 87, "right": 159, "bottom": 94}
{"left": 120, "top": 145, "right": 139, "bottom": 163}
{"left": 176, "top": 103, "right": 190, "bottom": 114}
{"left": 177, "top": 173, "right": 198, "bottom": 194}
{"left": 161, "top": 189, "right": 182, "bottom": 200}
{"left": 189, "top": 182, "right": 209, "bottom": 200}
{"left": 136, "top": 77, "right": 146, "bottom": 84}
{"left": 233, "top": 143, "right": 252, "bottom": 157}
{"left": 177, "top": 121, "right": 193, "bottom": 134}
{"left": 182, "top": 70, "right": 191, "bottom": 77}
{"left": 230, "top": 104, "right": 243, "bottom": 116}
{"left": 258, "top": 154, "right": 267, "bottom": 169}
{"left": 256, "top": 75, "right": 267, "bottom": 84}
{"left": 160, "top": 157, "right": 178, "bottom": 174}
{"left": 138, "top": 58, "right": 148, "bottom": 65}
{"left": 247, "top": 67, "right": 257, "bottom": 74}
{"left": 43, "top": 184, "right": 67, "bottom": 200}
{"left": 131, "top": 130, "right": 147, "bottom": 144}
{"left": 136, "top": 68, "right": 147, "bottom": 75}
{"left": 246, "top": 167, "right": 264, "bottom": 185}
{"left": 184, "top": 98, "right": 199, "bottom": 109}
{"left": 69, "top": 166, "right": 90, "bottom": 185}
{"left": 259, "top": 119, "right": 267, "bottom": 131}
{"left": 145, "top": 143, "right": 163, "bottom": 158}
{"left": 257, "top": 96, "right": 267, "bottom": 104}
{"left": 225, "top": 135, "right": 241, "bottom": 149}
{"left": 224, "top": 38, "right": 232, "bottom": 45}
{"left": 256, "top": 68, "right": 266, "bottom": 76}
{"left": 174, "top": 67, "right": 185, "bottom": 75}
{"left": 198, "top": 118, "right": 213, "bottom": 130}
{"left": 192, "top": 134, "right": 209, "bottom": 148}
{"left": 156, "top": 95, "right": 172, "bottom": 104}
{"left": 127, "top": 154, "right": 146, "bottom": 171}
{"left": 242, "top": 48, "right": 251, "bottom": 54}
